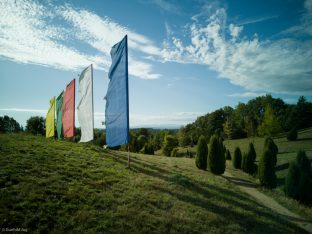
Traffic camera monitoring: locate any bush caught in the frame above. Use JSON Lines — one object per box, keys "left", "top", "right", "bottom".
{"left": 284, "top": 151, "right": 312, "bottom": 204}
{"left": 26, "top": 116, "right": 45, "bottom": 135}
{"left": 287, "top": 127, "right": 298, "bottom": 141}
{"left": 226, "top": 149, "right": 231, "bottom": 160}
{"left": 163, "top": 135, "right": 179, "bottom": 156}
{"left": 264, "top": 137, "right": 278, "bottom": 166}
{"left": 208, "top": 135, "right": 225, "bottom": 174}
{"left": 195, "top": 136, "right": 208, "bottom": 170}
{"left": 170, "top": 148, "right": 178, "bottom": 157}
{"left": 242, "top": 143, "right": 257, "bottom": 174}
{"left": 233, "top": 147, "right": 242, "bottom": 169}
{"left": 258, "top": 149, "right": 276, "bottom": 189}
{"left": 141, "top": 142, "right": 154, "bottom": 155}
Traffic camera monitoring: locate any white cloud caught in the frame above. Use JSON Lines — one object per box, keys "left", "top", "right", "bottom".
{"left": 162, "top": 7, "right": 312, "bottom": 95}
{"left": 228, "top": 92, "right": 266, "bottom": 98}
{"left": 0, "top": 0, "right": 106, "bottom": 71}
{"left": 0, "top": 0, "right": 161, "bottom": 79}
{"left": 0, "top": 108, "right": 46, "bottom": 114}
{"left": 229, "top": 24, "right": 243, "bottom": 39}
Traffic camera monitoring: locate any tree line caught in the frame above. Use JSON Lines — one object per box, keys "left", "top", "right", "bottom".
{"left": 178, "top": 95, "right": 312, "bottom": 146}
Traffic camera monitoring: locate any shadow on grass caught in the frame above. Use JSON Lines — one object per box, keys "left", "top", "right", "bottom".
{"left": 104, "top": 150, "right": 307, "bottom": 233}
{"left": 222, "top": 175, "right": 258, "bottom": 188}
{"left": 275, "top": 163, "right": 289, "bottom": 171}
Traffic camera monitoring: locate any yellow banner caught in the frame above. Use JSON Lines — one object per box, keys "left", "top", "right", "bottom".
{"left": 46, "top": 96, "right": 55, "bottom": 138}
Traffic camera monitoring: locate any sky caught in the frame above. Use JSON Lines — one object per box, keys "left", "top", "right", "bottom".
{"left": 0, "top": 0, "right": 312, "bottom": 129}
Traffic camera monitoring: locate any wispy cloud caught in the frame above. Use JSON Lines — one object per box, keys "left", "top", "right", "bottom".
{"left": 94, "top": 111, "right": 202, "bottom": 126}
{"left": 0, "top": 108, "right": 46, "bottom": 114}
{"left": 280, "top": 0, "right": 312, "bottom": 36}
{"left": 228, "top": 92, "right": 267, "bottom": 98}
{"left": 238, "top": 15, "right": 278, "bottom": 26}
{"left": 147, "top": 0, "right": 181, "bottom": 14}
{"left": 162, "top": 7, "right": 312, "bottom": 95}
{"left": 0, "top": 0, "right": 161, "bottom": 79}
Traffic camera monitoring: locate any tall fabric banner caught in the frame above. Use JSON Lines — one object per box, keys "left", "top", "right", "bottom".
{"left": 77, "top": 65, "right": 94, "bottom": 142}
{"left": 105, "top": 35, "right": 129, "bottom": 147}
{"left": 62, "top": 79, "right": 75, "bottom": 138}
{"left": 46, "top": 96, "right": 55, "bottom": 138}
{"left": 56, "top": 91, "right": 64, "bottom": 139}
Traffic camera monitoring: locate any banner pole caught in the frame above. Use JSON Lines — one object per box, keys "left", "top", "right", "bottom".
{"left": 128, "top": 144, "right": 130, "bottom": 168}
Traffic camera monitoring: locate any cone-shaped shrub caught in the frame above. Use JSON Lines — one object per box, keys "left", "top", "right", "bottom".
{"left": 284, "top": 150, "right": 312, "bottom": 204}
{"left": 242, "top": 143, "right": 257, "bottom": 174}
{"left": 287, "top": 127, "right": 298, "bottom": 141}
{"left": 258, "top": 149, "right": 276, "bottom": 189}
{"left": 264, "top": 137, "right": 278, "bottom": 166}
{"left": 226, "top": 149, "right": 231, "bottom": 160}
{"left": 233, "top": 147, "right": 242, "bottom": 169}
{"left": 208, "top": 135, "right": 225, "bottom": 174}
{"left": 195, "top": 136, "right": 208, "bottom": 170}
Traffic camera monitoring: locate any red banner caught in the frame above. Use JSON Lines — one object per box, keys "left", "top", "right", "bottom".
{"left": 62, "top": 79, "right": 75, "bottom": 138}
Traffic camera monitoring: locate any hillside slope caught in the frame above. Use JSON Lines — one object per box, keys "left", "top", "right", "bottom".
{"left": 0, "top": 134, "right": 307, "bottom": 233}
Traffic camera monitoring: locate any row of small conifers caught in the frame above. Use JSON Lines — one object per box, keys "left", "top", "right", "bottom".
{"left": 195, "top": 136, "right": 312, "bottom": 205}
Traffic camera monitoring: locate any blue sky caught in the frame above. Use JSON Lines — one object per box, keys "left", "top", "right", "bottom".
{"left": 0, "top": 0, "right": 312, "bottom": 128}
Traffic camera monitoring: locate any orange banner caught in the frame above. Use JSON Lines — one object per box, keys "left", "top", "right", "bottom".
{"left": 62, "top": 79, "right": 75, "bottom": 138}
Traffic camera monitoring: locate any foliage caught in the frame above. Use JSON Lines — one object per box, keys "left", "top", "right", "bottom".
{"left": 233, "top": 147, "right": 242, "bottom": 169}
{"left": 141, "top": 142, "right": 154, "bottom": 155}
{"left": 163, "top": 135, "right": 179, "bottom": 156}
{"left": 257, "top": 105, "right": 282, "bottom": 137}
{"left": 178, "top": 127, "right": 191, "bottom": 147}
{"left": 0, "top": 115, "right": 21, "bottom": 133}
{"left": 137, "top": 135, "right": 148, "bottom": 151}
{"left": 284, "top": 151, "right": 312, "bottom": 204}
{"left": 179, "top": 95, "right": 312, "bottom": 141}
{"left": 226, "top": 149, "right": 231, "bottom": 160}
{"left": 287, "top": 127, "right": 298, "bottom": 141}
{"left": 170, "top": 148, "right": 179, "bottom": 157}
{"left": 264, "top": 137, "right": 278, "bottom": 166}
{"left": 242, "top": 142, "right": 256, "bottom": 174}
{"left": 195, "top": 136, "right": 208, "bottom": 170}
{"left": 208, "top": 135, "right": 226, "bottom": 174}
{"left": 93, "top": 130, "right": 106, "bottom": 147}
{"left": 26, "top": 116, "right": 45, "bottom": 135}
{"left": 258, "top": 149, "right": 277, "bottom": 189}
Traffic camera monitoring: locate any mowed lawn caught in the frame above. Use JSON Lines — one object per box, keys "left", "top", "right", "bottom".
{"left": 0, "top": 134, "right": 308, "bottom": 233}
{"left": 224, "top": 128, "right": 312, "bottom": 221}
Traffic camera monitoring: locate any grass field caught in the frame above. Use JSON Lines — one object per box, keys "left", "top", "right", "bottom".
{"left": 223, "top": 128, "right": 312, "bottom": 221}
{"left": 0, "top": 133, "right": 309, "bottom": 233}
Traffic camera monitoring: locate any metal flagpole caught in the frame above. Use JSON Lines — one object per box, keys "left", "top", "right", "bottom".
{"left": 128, "top": 144, "right": 130, "bottom": 168}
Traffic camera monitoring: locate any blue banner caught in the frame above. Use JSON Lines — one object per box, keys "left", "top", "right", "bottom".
{"left": 105, "top": 35, "right": 129, "bottom": 147}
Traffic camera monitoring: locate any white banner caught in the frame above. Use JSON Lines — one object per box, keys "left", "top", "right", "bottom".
{"left": 77, "top": 65, "right": 94, "bottom": 142}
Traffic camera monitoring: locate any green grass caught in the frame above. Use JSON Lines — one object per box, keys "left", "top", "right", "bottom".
{"left": 223, "top": 128, "right": 312, "bottom": 221}
{"left": 0, "top": 133, "right": 308, "bottom": 233}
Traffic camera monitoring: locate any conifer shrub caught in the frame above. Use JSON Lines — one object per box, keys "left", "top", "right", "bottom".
{"left": 264, "top": 137, "right": 278, "bottom": 166}
{"left": 242, "top": 142, "right": 257, "bottom": 174}
{"left": 195, "top": 136, "right": 208, "bottom": 170}
{"left": 226, "top": 149, "right": 231, "bottom": 160}
{"left": 233, "top": 147, "right": 242, "bottom": 169}
{"left": 208, "top": 135, "right": 225, "bottom": 174}
{"left": 287, "top": 127, "right": 298, "bottom": 141}
{"left": 284, "top": 150, "right": 312, "bottom": 204}
{"left": 258, "top": 149, "right": 276, "bottom": 189}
